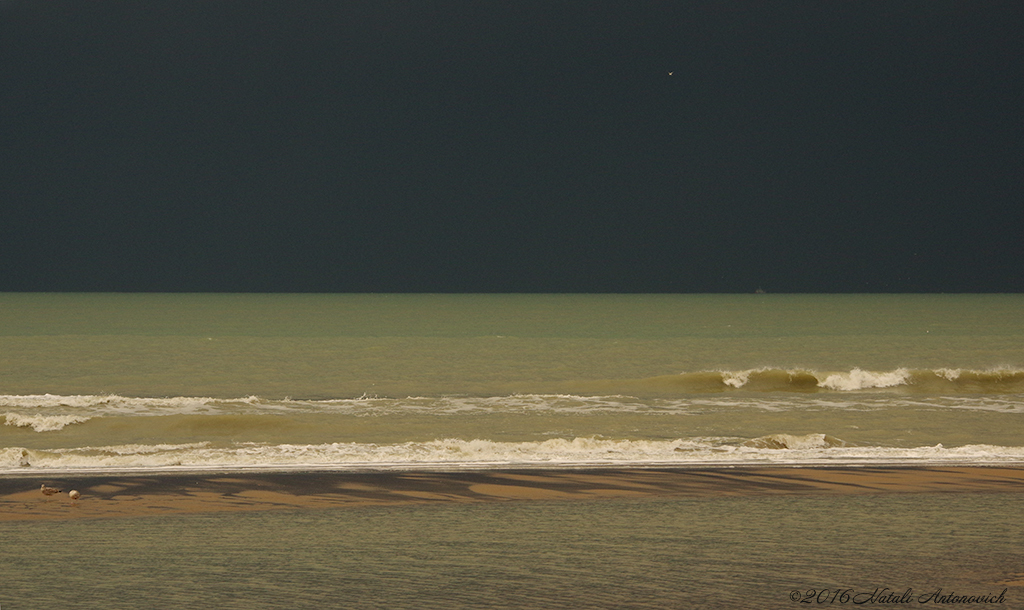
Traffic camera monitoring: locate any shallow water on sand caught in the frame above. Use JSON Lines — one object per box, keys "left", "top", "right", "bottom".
{"left": 2, "top": 491, "right": 1021, "bottom": 609}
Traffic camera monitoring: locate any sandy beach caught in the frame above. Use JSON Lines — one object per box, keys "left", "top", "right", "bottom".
{"left": 3, "top": 465, "right": 1024, "bottom": 522}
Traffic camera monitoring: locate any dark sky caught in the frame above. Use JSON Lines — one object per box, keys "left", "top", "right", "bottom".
{"left": 2, "top": 1, "right": 1022, "bottom": 293}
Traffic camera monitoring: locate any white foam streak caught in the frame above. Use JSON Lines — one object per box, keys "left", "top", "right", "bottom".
{"left": 3, "top": 413, "right": 91, "bottom": 432}
{"left": 721, "top": 369, "right": 755, "bottom": 388}
{"left": 818, "top": 368, "right": 912, "bottom": 391}
{"left": 6, "top": 436, "right": 1024, "bottom": 473}
{"left": 1, "top": 390, "right": 1024, "bottom": 424}
{"left": 0, "top": 394, "right": 267, "bottom": 417}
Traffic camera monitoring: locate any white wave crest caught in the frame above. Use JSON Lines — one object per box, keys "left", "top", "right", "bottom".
{"left": 0, "top": 394, "right": 266, "bottom": 416}
{"left": 743, "top": 433, "right": 847, "bottom": 450}
{"left": 818, "top": 368, "right": 913, "bottom": 391}
{"left": 0, "top": 394, "right": 121, "bottom": 409}
{"left": 6, "top": 435, "right": 1024, "bottom": 473}
{"left": 3, "top": 412, "right": 91, "bottom": 432}
{"left": 0, "top": 381, "right": 1022, "bottom": 426}
{"left": 721, "top": 369, "right": 755, "bottom": 388}
{"left": 0, "top": 447, "right": 32, "bottom": 467}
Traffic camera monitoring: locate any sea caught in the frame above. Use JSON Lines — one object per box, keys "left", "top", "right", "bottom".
{"left": 2, "top": 293, "right": 1023, "bottom": 608}
{"left": 2, "top": 293, "right": 1023, "bottom": 472}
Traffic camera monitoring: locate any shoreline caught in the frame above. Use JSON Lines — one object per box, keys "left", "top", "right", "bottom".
{"left": 3, "top": 464, "right": 1024, "bottom": 522}
{"left": 4, "top": 457, "right": 1024, "bottom": 478}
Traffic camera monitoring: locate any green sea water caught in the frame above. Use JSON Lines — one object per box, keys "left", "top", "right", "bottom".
{"left": 1, "top": 293, "right": 1023, "bottom": 471}
{"left": 1, "top": 293, "right": 1021, "bottom": 397}
{"left": 2, "top": 293, "right": 1023, "bottom": 609}
{"left": 2, "top": 491, "right": 1021, "bottom": 609}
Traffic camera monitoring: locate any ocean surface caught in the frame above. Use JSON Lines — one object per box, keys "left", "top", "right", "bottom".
{"left": 2, "top": 293, "right": 1024, "bottom": 473}
{"left": 3, "top": 293, "right": 1023, "bottom": 609}
{"left": 3, "top": 491, "right": 1021, "bottom": 609}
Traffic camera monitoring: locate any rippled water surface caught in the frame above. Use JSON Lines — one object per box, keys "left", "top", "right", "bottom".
{"left": 2, "top": 491, "right": 1021, "bottom": 609}
{"left": 3, "top": 294, "right": 1023, "bottom": 472}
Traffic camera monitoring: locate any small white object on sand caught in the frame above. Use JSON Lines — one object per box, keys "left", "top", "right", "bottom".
{"left": 69, "top": 490, "right": 81, "bottom": 500}
{"left": 41, "top": 484, "right": 63, "bottom": 496}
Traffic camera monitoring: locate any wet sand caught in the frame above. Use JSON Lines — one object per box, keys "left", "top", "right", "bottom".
{"left": 2, "top": 465, "right": 1024, "bottom": 522}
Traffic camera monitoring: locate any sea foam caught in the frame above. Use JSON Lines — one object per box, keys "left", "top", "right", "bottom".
{"left": 818, "top": 368, "right": 913, "bottom": 391}
{"left": 6, "top": 436, "right": 1024, "bottom": 473}
{"left": 3, "top": 412, "right": 91, "bottom": 432}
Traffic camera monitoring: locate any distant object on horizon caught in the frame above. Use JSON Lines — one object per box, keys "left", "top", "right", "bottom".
{"left": 755, "top": 288, "right": 766, "bottom": 294}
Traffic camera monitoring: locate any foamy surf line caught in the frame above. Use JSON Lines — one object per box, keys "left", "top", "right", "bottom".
{"left": 7, "top": 463, "right": 1024, "bottom": 479}
{"left": 4, "top": 465, "right": 1024, "bottom": 522}
{"left": 6, "top": 433, "right": 1024, "bottom": 476}
{"left": 5, "top": 456, "right": 1024, "bottom": 478}
{"left": 3, "top": 365, "right": 1024, "bottom": 418}
{"left": 6, "top": 433, "right": 1024, "bottom": 473}
{"left": 646, "top": 366, "right": 1024, "bottom": 393}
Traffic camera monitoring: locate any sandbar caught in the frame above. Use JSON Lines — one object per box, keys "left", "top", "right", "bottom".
{"left": 2, "top": 465, "right": 1023, "bottom": 522}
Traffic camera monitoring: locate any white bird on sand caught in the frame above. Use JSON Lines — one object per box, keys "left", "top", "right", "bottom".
{"left": 40, "top": 484, "right": 63, "bottom": 496}
{"left": 69, "top": 490, "right": 81, "bottom": 500}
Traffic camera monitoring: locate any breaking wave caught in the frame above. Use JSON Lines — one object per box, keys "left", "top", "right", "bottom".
{"left": 2, "top": 377, "right": 1024, "bottom": 436}
{"left": 4, "top": 435, "right": 1024, "bottom": 473}
{"left": 3, "top": 413, "right": 92, "bottom": 432}
{"left": 645, "top": 367, "right": 1024, "bottom": 393}
{"left": 742, "top": 433, "right": 848, "bottom": 449}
